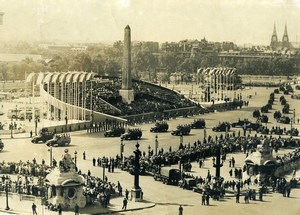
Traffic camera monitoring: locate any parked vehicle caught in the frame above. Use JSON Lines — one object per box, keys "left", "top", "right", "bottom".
{"left": 179, "top": 178, "right": 197, "bottom": 190}
{"left": 212, "top": 122, "right": 231, "bottom": 132}
{"left": 104, "top": 127, "right": 125, "bottom": 137}
{"left": 190, "top": 119, "right": 206, "bottom": 129}
{"left": 121, "top": 128, "right": 142, "bottom": 140}
{"left": 46, "top": 133, "right": 71, "bottom": 147}
{"left": 153, "top": 167, "right": 180, "bottom": 185}
{"left": 150, "top": 121, "right": 169, "bottom": 132}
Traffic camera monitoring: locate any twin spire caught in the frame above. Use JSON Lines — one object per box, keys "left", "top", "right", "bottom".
{"left": 270, "top": 23, "right": 289, "bottom": 49}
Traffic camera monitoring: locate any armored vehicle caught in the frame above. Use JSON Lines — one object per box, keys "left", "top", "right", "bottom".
{"left": 190, "top": 119, "right": 206, "bottom": 129}
{"left": 31, "top": 131, "right": 54, "bottom": 143}
{"left": 212, "top": 122, "right": 231, "bottom": 132}
{"left": 104, "top": 127, "right": 125, "bottom": 137}
{"left": 121, "top": 128, "right": 142, "bottom": 140}
{"left": 150, "top": 121, "right": 169, "bottom": 132}
{"left": 171, "top": 125, "right": 191, "bottom": 136}
{"left": 46, "top": 133, "right": 71, "bottom": 147}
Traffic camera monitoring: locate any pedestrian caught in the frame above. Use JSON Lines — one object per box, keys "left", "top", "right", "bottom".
{"left": 57, "top": 204, "right": 62, "bottom": 215}
{"left": 122, "top": 197, "right": 128, "bottom": 210}
{"left": 125, "top": 189, "right": 129, "bottom": 199}
{"left": 232, "top": 157, "right": 235, "bottom": 168}
{"left": 30, "top": 130, "right": 33, "bottom": 138}
{"left": 32, "top": 203, "right": 38, "bottom": 215}
{"left": 74, "top": 204, "right": 79, "bottom": 215}
{"left": 236, "top": 192, "right": 240, "bottom": 203}
{"left": 205, "top": 194, "right": 210, "bottom": 205}
{"left": 229, "top": 169, "right": 233, "bottom": 177}
{"left": 93, "top": 158, "right": 96, "bottom": 166}
{"left": 179, "top": 205, "right": 183, "bottom": 215}
{"left": 83, "top": 151, "right": 86, "bottom": 160}
{"left": 201, "top": 194, "right": 206, "bottom": 205}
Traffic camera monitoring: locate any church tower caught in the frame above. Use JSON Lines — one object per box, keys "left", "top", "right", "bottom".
{"left": 282, "top": 23, "right": 290, "bottom": 49}
{"left": 270, "top": 23, "right": 278, "bottom": 50}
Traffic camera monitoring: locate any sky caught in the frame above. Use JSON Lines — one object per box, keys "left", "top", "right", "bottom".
{"left": 0, "top": 0, "right": 299, "bottom": 45}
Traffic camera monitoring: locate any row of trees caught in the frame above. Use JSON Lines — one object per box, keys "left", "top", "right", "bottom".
{"left": 0, "top": 40, "right": 298, "bottom": 82}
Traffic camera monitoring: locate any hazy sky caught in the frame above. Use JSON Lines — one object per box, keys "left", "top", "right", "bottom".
{"left": 0, "top": 0, "right": 299, "bottom": 45}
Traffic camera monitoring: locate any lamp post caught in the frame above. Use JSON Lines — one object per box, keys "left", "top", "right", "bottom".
{"left": 180, "top": 133, "right": 183, "bottom": 145}
{"left": 10, "top": 118, "right": 13, "bottom": 138}
{"left": 155, "top": 135, "right": 158, "bottom": 155}
{"left": 5, "top": 177, "right": 10, "bottom": 210}
{"left": 48, "top": 146, "right": 53, "bottom": 167}
{"left": 148, "top": 145, "right": 151, "bottom": 157}
{"left": 102, "top": 162, "right": 106, "bottom": 181}
{"left": 74, "top": 150, "right": 77, "bottom": 168}
{"left": 120, "top": 138, "right": 124, "bottom": 160}
{"left": 65, "top": 115, "right": 68, "bottom": 132}
{"left": 293, "top": 109, "right": 296, "bottom": 124}
{"left": 34, "top": 118, "right": 38, "bottom": 136}
{"left": 212, "top": 143, "right": 223, "bottom": 178}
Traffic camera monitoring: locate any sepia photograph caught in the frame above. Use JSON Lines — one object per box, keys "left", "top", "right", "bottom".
{"left": 0, "top": 0, "right": 300, "bottom": 214}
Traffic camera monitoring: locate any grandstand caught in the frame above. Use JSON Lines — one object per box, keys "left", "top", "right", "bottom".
{"left": 26, "top": 72, "right": 202, "bottom": 124}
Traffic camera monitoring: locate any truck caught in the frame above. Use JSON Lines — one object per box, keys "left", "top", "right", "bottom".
{"left": 190, "top": 119, "right": 206, "bottom": 129}
{"left": 104, "top": 127, "right": 125, "bottom": 137}
{"left": 46, "top": 133, "right": 71, "bottom": 147}
{"left": 120, "top": 128, "right": 142, "bottom": 140}
{"left": 150, "top": 121, "right": 169, "bottom": 132}
{"left": 153, "top": 167, "right": 180, "bottom": 185}
{"left": 171, "top": 125, "right": 191, "bottom": 136}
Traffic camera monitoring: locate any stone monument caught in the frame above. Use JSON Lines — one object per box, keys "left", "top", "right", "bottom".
{"left": 44, "top": 149, "right": 86, "bottom": 209}
{"left": 244, "top": 138, "right": 277, "bottom": 182}
{"left": 119, "top": 25, "right": 134, "bottom": 104}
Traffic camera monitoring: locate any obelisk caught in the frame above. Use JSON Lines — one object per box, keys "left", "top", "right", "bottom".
{"left": 119, "top": 25, "right": 134, "bottom": 104}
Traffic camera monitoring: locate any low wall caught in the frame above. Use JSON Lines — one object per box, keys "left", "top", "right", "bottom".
{"left": 41, "top": 121, "right": 91, "bottom": 134}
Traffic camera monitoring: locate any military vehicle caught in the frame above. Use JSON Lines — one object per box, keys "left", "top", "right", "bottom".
{"left": 46, "top": 133, "right": 71, "bottom": 147}
{"left": 31, "top": 131, "right": 54, "bottom": 143}
{"left": 278, "top": 116, "right": 291, "bottom": 124}
{"left": 153, "top": 167, "right": 180, "bottom": 185}
{"left": 212, "top": 122, "right": 231, "bottom": 132}
{"left": 104, "top": 127, "right": 125, "bottom": 137}
{"left": 150, "top": 121, "right": 169, "bottom": 132}
{"left": 171, "top": 125, "right": 191, "bottom": 136}
{"left": 286, "top": 128, "right": 299, "bottom": 136}
{"left": 120, "top": 128, "right": 142, "bottom": 140}
{"left": 190, "top": 119, "right": 206, "bottom": 129}
{"left": 0, "top": 139, "right": 4, "bottom": 151}
{"left": 231, "top": 119, "right": 250, "bottom": 128}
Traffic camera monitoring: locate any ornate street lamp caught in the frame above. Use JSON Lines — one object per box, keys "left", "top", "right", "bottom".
{"left": 34, "top": 118, "right": 38, "bottom": 136}
{"left": 155, "top": 135, "right": 159, "bottom": 155}
{"left": 48, "top": 146, "right": 53, "bottom": 167}
{"left": 10, "top": 118, "right": 13, "bottom": 138}
{"left": 120, "top": 138, "right": 124, "bottom": 160}
{"left": 74, "top": 150, "right": 77, "bottom": 168}
{"left": 5, "top": 177, "right": 10, "bottom": 210}
{"left": 212, "top": 143, "right": 223, "bottom": 178}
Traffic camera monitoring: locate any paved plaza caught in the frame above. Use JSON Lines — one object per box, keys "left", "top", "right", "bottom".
{"left": 0, "top": 86, "right": 300, "bottom": 215}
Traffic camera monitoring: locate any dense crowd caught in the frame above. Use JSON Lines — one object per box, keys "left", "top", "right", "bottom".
{"left": 84, "top": 78, "right": 196, "bottom": 117}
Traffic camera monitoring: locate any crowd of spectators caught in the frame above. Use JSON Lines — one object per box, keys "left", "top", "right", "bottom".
{"left": 84, "top": 78, "right": 197, "bottom": 117}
